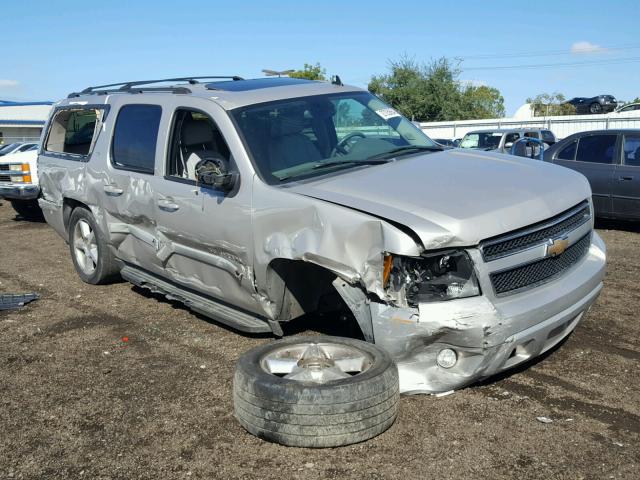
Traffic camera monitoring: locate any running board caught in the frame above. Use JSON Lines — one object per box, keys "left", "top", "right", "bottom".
{"left": 121, "top": 265, "right": 272, "bottom": 334}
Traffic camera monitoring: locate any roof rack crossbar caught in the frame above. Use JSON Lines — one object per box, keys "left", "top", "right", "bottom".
{"left": 69, "top": 76, "right": 244, "bottom": 97}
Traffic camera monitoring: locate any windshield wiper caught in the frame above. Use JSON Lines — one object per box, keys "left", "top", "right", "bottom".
{"left": 367, "top": 145, "right": 442, "bottom": 161}
{"left": 278, "top": 159, "right": 390, "bottom": 181}
{"left": 312, "top": 158, "right": 391, "bottom": 170}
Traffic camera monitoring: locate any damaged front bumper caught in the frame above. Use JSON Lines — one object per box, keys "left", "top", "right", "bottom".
{"left": 366, "top": 232, "right": 607, "bottom": 394}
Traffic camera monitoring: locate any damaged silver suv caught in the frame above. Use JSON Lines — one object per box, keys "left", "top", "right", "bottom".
{"left": 38, "top": 76, "right": 606, "bottom": 393}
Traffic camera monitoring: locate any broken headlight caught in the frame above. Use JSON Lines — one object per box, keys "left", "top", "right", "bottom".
{"left": 386, "top": 250, "right": 480, "bottom": 306}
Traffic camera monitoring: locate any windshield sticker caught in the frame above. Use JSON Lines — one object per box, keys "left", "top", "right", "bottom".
{"left": 375, "top": 108, "right": 401, "bottom": 120}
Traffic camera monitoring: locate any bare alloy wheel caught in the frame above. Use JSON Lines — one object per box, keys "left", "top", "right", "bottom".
{"left": 261, "top": 341, "right": 373, "bottom": 383}
{"left": 590, "top": 102, "right": 602, "bottom": 114}
{"left": 68, "top": 208, "right": 120, "bottom": 284}
{"left": 233, "top": 335, "right": 399, "bottom": 448}
{"left": 73, "top": 219, "right": 98, "bottom": 276}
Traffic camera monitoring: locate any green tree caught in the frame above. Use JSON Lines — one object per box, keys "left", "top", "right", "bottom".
{"left": 288, "top": 63, "right": 327, "bottom": 81}
{"left": 526, "top": 93, "right": 576, "bottom": 116}
{"left": 461, "top": 85, "right": 505, "bottom": 119}
{"left": 368, "top": 57, "right": 505, "bottom": 121}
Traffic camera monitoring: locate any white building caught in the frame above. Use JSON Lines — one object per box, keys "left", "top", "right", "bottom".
{"left": 0, "top": 100, "right": 53, "bottom": 145}
{"left": 419, "top": 106, "right": 640, "bottom": 140}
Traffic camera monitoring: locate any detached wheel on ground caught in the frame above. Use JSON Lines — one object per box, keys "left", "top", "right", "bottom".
{"left": 233, "top": 335, "right": 399, "bottom": 448}
{"left": 68, "top": 207, "right": 119, "bottom": 284}
{"left": 10, "top": 200, "right": 43, "bottom": 220}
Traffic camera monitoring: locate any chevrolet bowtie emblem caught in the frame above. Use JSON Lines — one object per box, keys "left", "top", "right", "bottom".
{"left": 545, "top": 236, "right": 569, "bottom": 257}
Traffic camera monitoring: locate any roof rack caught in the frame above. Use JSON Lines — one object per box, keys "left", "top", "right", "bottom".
{"left": 67, "top": 76, "right": 244, "bottom": 98}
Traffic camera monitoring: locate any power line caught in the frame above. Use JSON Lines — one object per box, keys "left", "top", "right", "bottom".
{"left": 462, "top": 56, "right": 640, "bottom": 71}
{"left": 458, "top": 43, "right": 640, "bottom": 60}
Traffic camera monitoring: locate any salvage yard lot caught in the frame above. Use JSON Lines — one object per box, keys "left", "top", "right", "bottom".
{"left": 0, "top": 201, "right": 638, "bottom": 480}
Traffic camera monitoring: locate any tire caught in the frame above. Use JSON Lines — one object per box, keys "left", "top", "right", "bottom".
{"left": 10, "top": 200, "right": 43, "bottom": 220}
{"left": 68, "top": 207, "right": 119, "bottom": 284}
{"left": 589, "top": 102, "right": 602, "bottom": 114}
{"left": 233, "top": 335, "right": 399, "bottom": 448}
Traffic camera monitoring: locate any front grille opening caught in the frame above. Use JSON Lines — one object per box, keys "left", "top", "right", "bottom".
{"left": 481, "top": 201, "right": 590, "bottom": 261}
{"left": 490, "top": 233, "right": 591, "bottom": 296}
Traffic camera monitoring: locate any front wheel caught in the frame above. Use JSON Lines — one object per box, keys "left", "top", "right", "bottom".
{"left": 233, "top": 336, "right": 399, "bottom": 448}
{"left": 589, "top": 102, "right": 603, "bottom": 114}
{"left": 68, "top": 208, "right": 119, "bottom": 284}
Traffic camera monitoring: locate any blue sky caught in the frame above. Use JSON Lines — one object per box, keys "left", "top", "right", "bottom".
{"left": 2, "top": 0, "right": 637, "bottom": 116}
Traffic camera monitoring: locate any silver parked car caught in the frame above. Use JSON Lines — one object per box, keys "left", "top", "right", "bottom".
{"left": 38, "top": 76, "right": 606, "bottom": 393}
{"left": 459, "top": 128, "right": 556, "bottom": 154}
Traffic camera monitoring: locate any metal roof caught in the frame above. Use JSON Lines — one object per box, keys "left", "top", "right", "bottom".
{"left": 0, "top": 100, "right": 53, "bottom": 106}
{"left": 0, "top": 102, "right": 53, "bottom": 125}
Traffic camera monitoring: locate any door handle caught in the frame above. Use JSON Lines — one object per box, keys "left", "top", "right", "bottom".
{"left": 619, "top": 176, "right": 634, "bottom": 181}
{"left": 158, "top": 198, "right": 180, "bottom": 212}
{"left": 103, "top": 184, "right": 124, "bottom": 196}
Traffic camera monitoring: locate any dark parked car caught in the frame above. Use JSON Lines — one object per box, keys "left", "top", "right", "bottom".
{"left": 564, "top": 95, "right": 618, "bottom": 115}
{"left": 545, "top": 129, "right": 640, "bottom": 220}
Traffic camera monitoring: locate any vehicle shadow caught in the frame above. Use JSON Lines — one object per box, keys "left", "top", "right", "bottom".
{"left": 595, "top": 218, "right": 640, "bottom": 233}
{"left": 130, "top": 284, "right": 274, "bottom": 338}
{"left": 11, "top": 212, "right": 45, "bottom": 223}
{"left": 0, "top": 201, "right": 45, "bottom": 223}
{"left": 130, "top": 284, "right": 362, "bottom": 340}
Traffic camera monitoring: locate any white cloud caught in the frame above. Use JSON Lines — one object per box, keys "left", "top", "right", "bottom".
{"left": 571, "top": 41, "right": 608, "bottom": 55}
{"left": 0, "top": 79, "right": 20, "bottom": 88}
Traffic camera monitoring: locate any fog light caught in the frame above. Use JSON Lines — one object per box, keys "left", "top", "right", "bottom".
{"left": 436, "top": 348, "right": 457, "bottom": 369}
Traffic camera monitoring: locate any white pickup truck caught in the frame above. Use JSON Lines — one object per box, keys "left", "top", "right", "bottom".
{"left": 0, "top": 149, "right": 41, "bottom": 218}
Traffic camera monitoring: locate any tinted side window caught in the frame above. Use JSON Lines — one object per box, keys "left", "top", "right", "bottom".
{"left": 524, "top": 131, "right": 539, "bottom": 139}
{"left": 557, "top": 140, "right": 577, "bottom": 160}
{"left": 541, "top": 130, "right": 555, "bottom": 143}
{"left": 45, "top": 108, "right": 103, "bottom": 157}
{"left": 576, "top": 135, "right": 617, "bottom": 164}
{"left": 623, "top": 134, "right": 640, "bottom": 167}
{"left": 504, "top": 133, "right": 520, "bottom": 144}
{"left": 112, "top": 104, "right": 162, "bottom": 173}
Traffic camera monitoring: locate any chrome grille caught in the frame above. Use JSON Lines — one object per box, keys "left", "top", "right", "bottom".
{"left": 481, "top": 201, "right": 590, "bottom": 261}
{"left": 490, "top": 233, "right": 591, "bottom": 295}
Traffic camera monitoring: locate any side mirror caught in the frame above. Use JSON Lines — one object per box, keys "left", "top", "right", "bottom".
{"left": 196, "top": 159, "right": 238, "bottom": 192}
{"left": 504, "top": 142, "right": 513, "bottom": 149}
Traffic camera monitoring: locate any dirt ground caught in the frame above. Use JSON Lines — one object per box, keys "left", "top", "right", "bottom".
{"left": 0, "top": 200, "right": 638, "bottom": 480}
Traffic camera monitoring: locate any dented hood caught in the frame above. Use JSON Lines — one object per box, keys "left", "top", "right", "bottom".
{"left": 288, "top": 149, "right": 592, "bottom": 249}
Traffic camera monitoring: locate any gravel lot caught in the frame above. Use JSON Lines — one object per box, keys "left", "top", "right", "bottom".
{"left": 0, "top": 200, "right": 638, "bottom": 480}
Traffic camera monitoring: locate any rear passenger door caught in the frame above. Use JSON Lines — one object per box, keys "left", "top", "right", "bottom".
{"left": 554, "top": 134, "right": 617, "bottom": 217}
{"left": 613, "top": 133, "right": 640, "bottom": 219}
{"left": 91, "top": 101, "right": 165, "bottom": 275}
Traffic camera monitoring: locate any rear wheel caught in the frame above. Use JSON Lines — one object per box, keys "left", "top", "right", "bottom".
{"left": 589, "top": 102, "right": 602, "bottom": 114}
{"left": 10, "top": 200, "right": 43, "bottom": 220}
{"left": 68, "top": 208, "right": 119, "bottom": 284}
